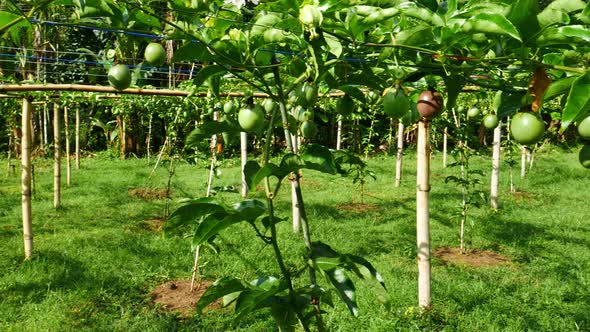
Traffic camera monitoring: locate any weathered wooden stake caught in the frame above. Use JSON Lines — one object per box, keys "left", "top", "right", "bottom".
{"left": 64, "top": 106, "right": 71, "bottom": 186}
{"left": 490, "top": 121, "right": 502, "bottom": 209}
{"left": 240, "top": 131, "right": 248, "bottom": 198}
{"left": 442, "top": 127, "right": 448, "bottom": 168}
{"left": 21, "top": 98, "right": 33, "bottom": 259}
{"left": 53, "top": 103, "right": 61, "bottom": 208}
{"left": 416, "top": 120, "right": 431, "bottom": 309}
{"left": 75, "top": 108, "right": 80, "bottom": 170}
{"left": 395, "top": 121, "right": 404, "bottom": 187}
{"left": 336, "top": 119, "right": 342, "bottom": 150}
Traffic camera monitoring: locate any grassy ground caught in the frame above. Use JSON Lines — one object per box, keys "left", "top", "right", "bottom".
{"left": 1, "top": 146, "right": 589, "bottom": 331}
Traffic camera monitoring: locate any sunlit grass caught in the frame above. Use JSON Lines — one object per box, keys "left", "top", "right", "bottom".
{"left": 1, "top": 146, "right": 589, "bottom": 331}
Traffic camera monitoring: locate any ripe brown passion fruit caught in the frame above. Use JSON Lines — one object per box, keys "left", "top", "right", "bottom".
{"left": 416, "top": 89, "right": 443, "bottom": 119}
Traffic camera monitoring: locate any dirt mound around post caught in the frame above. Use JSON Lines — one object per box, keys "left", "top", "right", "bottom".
{"left": 128, "top": 188, "right": 171, "bottom": 200}
{"left": 150, "top": 279, "right": 217, "bottom": 317}
{"left": 433, "top": 247, "right": 511, "bottom": 267}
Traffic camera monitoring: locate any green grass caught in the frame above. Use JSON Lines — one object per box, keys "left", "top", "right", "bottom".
{"left": 1, "top": 146, "right": 589, "bottom": 331}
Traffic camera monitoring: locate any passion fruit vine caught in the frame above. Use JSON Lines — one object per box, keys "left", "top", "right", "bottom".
{"left": 416, "top": 89, "right": 443, "bottom": 119}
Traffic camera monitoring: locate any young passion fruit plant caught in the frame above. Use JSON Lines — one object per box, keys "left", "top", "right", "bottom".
{"left": 175, "top": 93, "right": 389, "bottom": 330}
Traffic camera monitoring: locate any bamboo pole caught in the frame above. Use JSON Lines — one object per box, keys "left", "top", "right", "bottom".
{"left": 442, "top": 127, "right": 448, "bottom": 168}
{"left": 53, "top": 103, "right": 61, "bottom": 209}
{"left": 64, "top": 106, "right": 71, "bottom": 186}
{"left": 75, "top": 108, "right": 80, "bottom": 169}
{"left": 38, "top": 110, "right": 43, "bottom": 150}
{"left": 490, "top": 121, "right": 502, "bottom": 209}
{"left": 206, "top": 111, "right": 219, "bottom": 197}
{"left": 43, "top": 103, "right": 48, "bottom": 147}
{"left": 416, "top": 120, "right": 431, "bottom": 309}
{"left": 520, "top": 146, "right": 527, "bottom": 180}
{"left": 21, "top": 98, "right": 33, "bottom": 260}
{"left": 240, "top": 131, "right": 248, "bottom": 198}
{"left": 395, "top": 121, "right": 404, "bottom": 187}
{"left": 147, "top": 113, "right": 153, "bottom": 164}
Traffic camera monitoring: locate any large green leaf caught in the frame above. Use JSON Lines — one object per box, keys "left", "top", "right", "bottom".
{"left": 192, "top": 65, "right": 228, "bottom": 89}
{"left": 493, "top": 90, "right": 526, "bottom": 118}
{"left": 461, "top": 13, "right": 521, "bottom": 42}
{"left": 337, "top": 85, "right": 366, "bottom": 103}
{"left": 196, "top": 277, "right": 247, "bottom": 313}
{"left": 323, "top": 268, "right": 358, "bottom": 316}
{"left": 537, "top": 8, "right": 569, "bottom": 28}
{"left": 165, "top": 198, "right": 228, "bottom": 233}
{"left": 536, "top": 25, "right": 590, "bottom": 46}
{"left": 232, "top": 199, "right": 267, "bottom": 223}
{"left": 193, "top": 213, "right": 244, "bottom": 246}
{"left": 561, "top": 71, "right": 590, "bottom": 130}
{"left": 544, "top": 76, "right": 576, "bottom": 102}
{"left": 185, "top": 120, "right": 241, "bottom": 148}
{"left": 235, "top": 276, "right": 284, "bottom": 320}
{"left": 399, "top": 2, "right": 444, "bottom": 27}
{"left": 443, "top": 74, "right": 464, "bottom": 111}
{"left": 172, "top": 42, "right": 214, "bottom": 63}
{"left": 300, "top": 144, "right": 338, "bottom": 175}
{"left": 507, "top": 0, "right": 540, "bottom": 43}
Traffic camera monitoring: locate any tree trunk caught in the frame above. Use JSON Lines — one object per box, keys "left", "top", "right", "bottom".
{"left": 416, "top": 120, "right": 431, "bottom": 309}
{"left": 490, "top": 122, "right": 502, "bottom": 209}
{"left": 395, "top": 121, "right": 404, "bottom": 187}
{"left": 443, "top": 127, "right": 448, "bottom": 168}
{"left": 336, "top": 119, "right": 342, "bottom": 150}
{"left": 75, "top": 108, "right": 80, "bottom": 170}
{"left": 240, "top": 131, "right": 248, "bottom": 198}
{"left": 65, "top": 106, "right": 71, "bottom": 186}
{"left": 53, "top": 103, "right": 61, "bottom": 209}
{"left": 22, "top": 98, "right": 34, "bottom": 260}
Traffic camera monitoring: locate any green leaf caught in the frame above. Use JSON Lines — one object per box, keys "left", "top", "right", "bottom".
{"left": 507, "top": 0, "right": 540, "bottom": 43}
{"left": 165, "top": 198, "right": 228, "bottom": 233}
{"left": 443, "top": 75, "right": 464, "bottom": 111}
{"left": 493, "top": 90, "right": 525, "bottom": 118}
{"left": 196, "top": 277, "right": 247, "bottom": 313}
{"left": 193, "top": 213, "right": 244, "bottom": 246}
{"left": 537, "top": 8, "right": 569, "bottom": 28}
{"left": 185, "top": 120, "right": 241, "bottom": 148}
{"left": 234, "top": 276, "right": 284, "bottom": 320}
{"left": 462, "top": 13, "right": 522, "bottom": 42}
{"left": 324, "top": 33, "right": 342, "bottom": 58}
{"left": 338, "top": 85, "right": 366, "bottom": 103}
{"left": 192, "top": 65, "right": 228, "bottom": 89}
{"left": 395, "top": 25, "right": 434, "bottom": 47}
{"left": 536, "top": 25, "right": 590, "bottom": 46}
{"left": 300, "top": 144, "right": 338, "bottom": 175}
{"left": 561, "top": 71, "right": 590, "bottom": 130}
{"left": 544, "top": 76, "right": 576, "bottom": 102}
{"left": 243, "top": 160, "right": 261, "bottom": 190}
{"left": 400, "top": 3, "right": 444, "bottom": 26}
{"left": 232, "top": 199, "right": 267, "bottom": 223}
{"left": 323, "top": 268, "right": 358, "bottom": 316}
{"left": 173, "top": 42, "right": 214, "bottom": 63}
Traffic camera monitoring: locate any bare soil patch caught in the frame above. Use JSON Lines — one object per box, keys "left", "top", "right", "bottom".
{"left": 128, "top": 188, "right": 171, "bottom": 200}
{"left": 336, "top": 202, "right": 380, "bottom": 213}
{"left": 510, "top": 190, "right": 534, "bottom": 201}
{"left": 150, "top": 279, "right": 217, "bottom": 317}
{"left": 126, "top": 218, "right": 165, "bottom": 233}
{"left": 433, "top": 247, "right": 511, "bottom": 267}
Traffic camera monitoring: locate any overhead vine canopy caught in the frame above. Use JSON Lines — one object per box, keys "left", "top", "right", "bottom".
{"left": 1, "top": 0, "right": 589, "bottom": 127}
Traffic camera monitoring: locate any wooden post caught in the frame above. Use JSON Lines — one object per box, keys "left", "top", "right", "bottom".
{"left": 240, "top": 131, "right": 248, "bottom": 198}
{"left": 442, "top": 127, "right": 448, "bottom": 168}
{"left": 416, "top": 120, "right": 431, "bottom": 309}
{"left": 53, "top": 103, "right": 61, "bottom": 209}
{"left": 147, "top": 113, "right": 153, "bottom": 164}
{"left": 64, "top": 106, "right": 71, "bottom": 186}
{"left": 206, "top": 111, "right": 219, "bottom": 197}
{"left": 43, "top": 103, "right": 48, "bottom": 147}
{"left": 336, "top": 119, "right": 342, "bottom": 150}
{"left": 395, "top": 121, "right": 404, "bottom": 187}
{"left": 520, "top": 146, "right": 527, "bottom": 180}
{"left": 21, "top": 98, "right": 33, "bottom": 259}
{"left": 490, "top": 121, "right": 502, "bottom": 209}
{"left": 75, "top": 108, "right": 80, "bottom": 170}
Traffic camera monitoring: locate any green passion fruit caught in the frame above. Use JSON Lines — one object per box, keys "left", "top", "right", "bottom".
{"left": 238, "top": 105, "right": 265, "bottom": 133}
{"left": 510, "top": 112, "right": 545, "bottom": 145}
{"left": 416, "top": 89, "right": 443, "bottom": 119}
{"left": 108, "top": 64, "right": 132, "bottom": 90}
{"left": 300, "top": 120, "right": 318, "bottom": 138}
{"left": 224, "top": 100, "right": 238, "bottom": 114}
{"left": 297, "top": 82, "right": 318, "bottom": 108}
{"left": 383, "top": 87, "right": 409, "bottom": 119}
{"left": 577, "top": 114, "right": 590, "bottom": 139}
{"left": 467, "top": 107, "right": 480, "bottom": 118}
{"left": 336, "top": 95, "right": 355, "bottom": 116}
{"left": 144, "top": 43, "right": 166, "bottom": 66}
{"left": 483, "top": 114, "right": 499, "bottom": 129}
{"left": 579, "top": 145, "right": 590, "bottom": 168}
